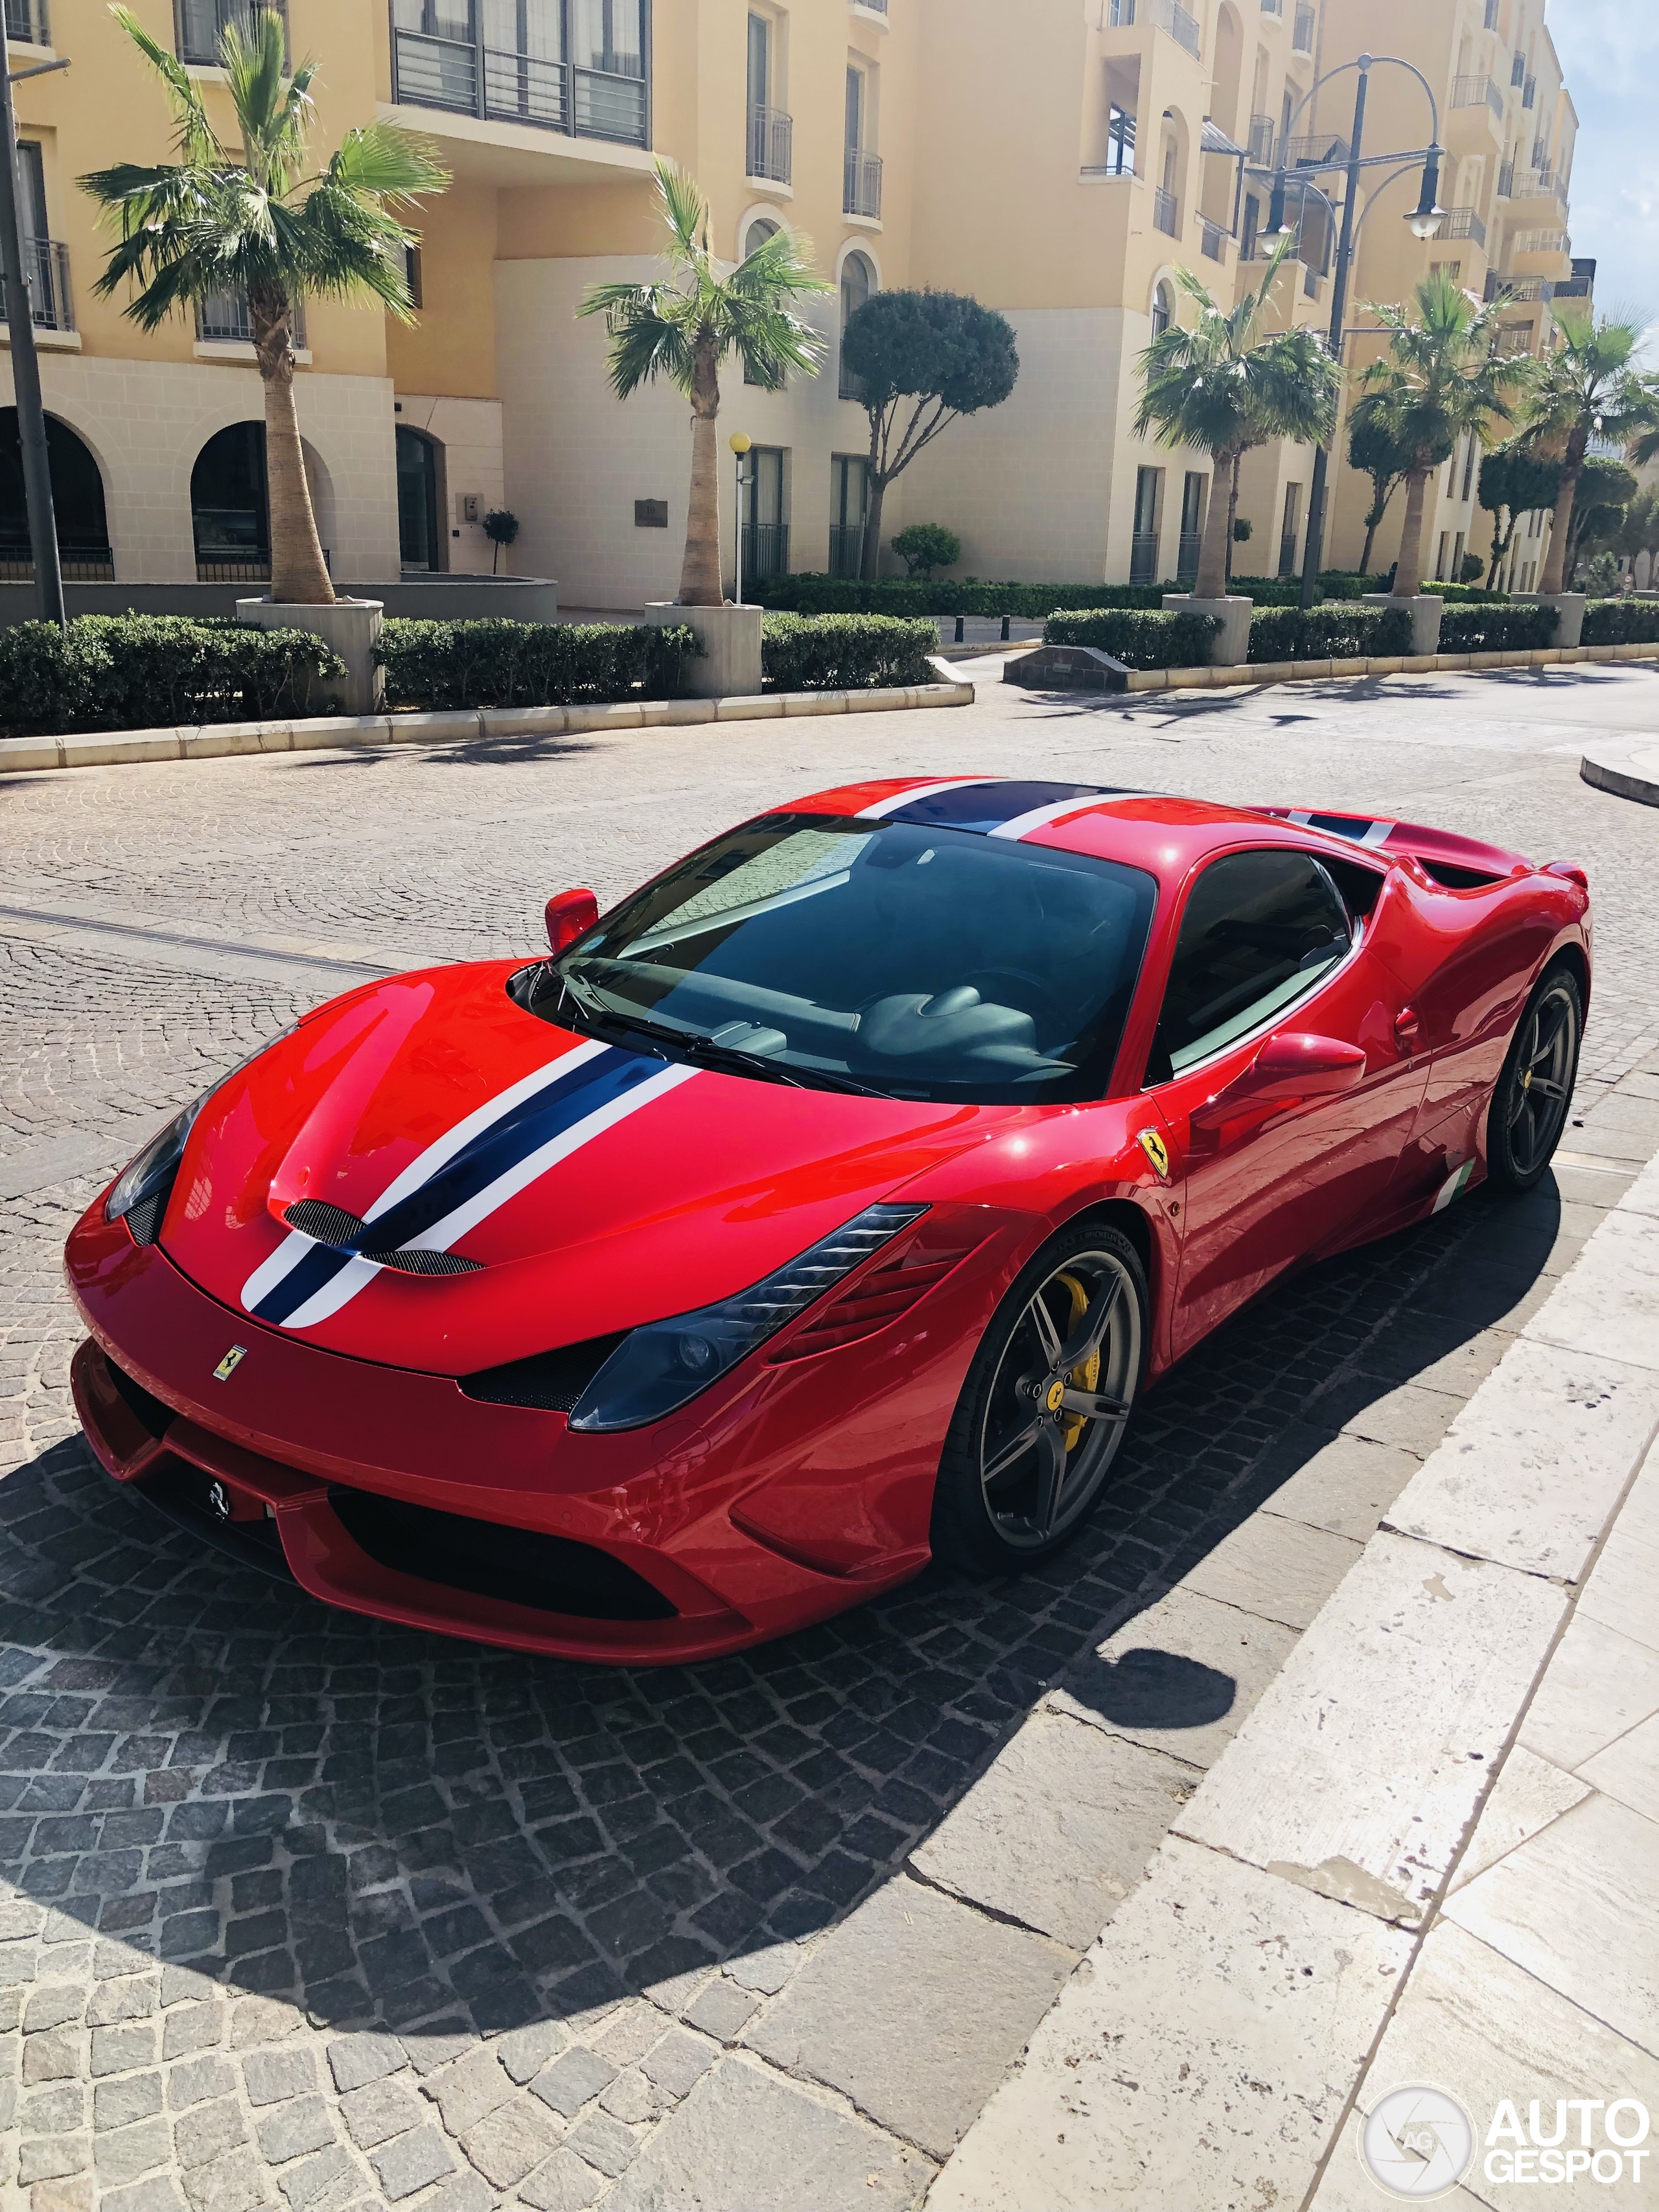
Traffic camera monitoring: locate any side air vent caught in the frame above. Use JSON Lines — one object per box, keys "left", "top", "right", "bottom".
{"left": 122, "top": 1191, "right": 168, "bottom": 1247}
{"left": 283, "top": 1198, "right": 483, "bottom": 1277}
{"left": 461, "top": 1333, "right": 628, "bottom": 1413}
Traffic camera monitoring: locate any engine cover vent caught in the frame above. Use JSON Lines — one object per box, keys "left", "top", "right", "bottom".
{"left": 283, "top": 1199, "right": 483, "bottom": 1275}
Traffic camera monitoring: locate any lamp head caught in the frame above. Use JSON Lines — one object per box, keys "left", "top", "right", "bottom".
{"left": 1408, "top": 148, "right": 1445, "bottom": 239}
{"left": 728, "top": 432, "right": 752, "bottom": 455}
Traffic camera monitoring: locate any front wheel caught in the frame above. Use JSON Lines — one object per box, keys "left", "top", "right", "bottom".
{"left": 931, "top": 1221, "right": 1148, "bottom": 1575}
{"left": 1486, "top": 962, "right": 1583, "bottom": 1192}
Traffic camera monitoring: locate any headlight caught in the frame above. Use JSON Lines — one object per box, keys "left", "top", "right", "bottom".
{"left": 105, "top": 1028, "right": 296, "bottom": 1244}
{"left": 568, "top": 1202, "right": 928, "bottom": 1432}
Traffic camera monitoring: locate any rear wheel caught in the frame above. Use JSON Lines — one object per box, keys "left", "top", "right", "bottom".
{"left": 1486, "top": 962, "right": 1583, "bottom": 1192}
{"left": 931, "top": 1221, "right": 1147, "bottom": 1574}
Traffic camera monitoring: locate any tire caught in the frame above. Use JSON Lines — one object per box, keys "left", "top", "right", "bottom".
{"left": 1485, "top": 961, "right": 1583, "bottom": 1193}
{"left": 931, "top": 1220, "right": 1148, "bottom": 1576}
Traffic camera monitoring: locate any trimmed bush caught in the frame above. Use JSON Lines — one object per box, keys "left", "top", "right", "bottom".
{"left": 760, "top": 574, "right": 1170, "bottom": 618}
{"left": 1438, "top": 602, "right": 1559, "bottom": 653}
{"left": 1582, "top": 598, "right": 1659, "bottom": 646}
{"left": 761, "top": 612, "right": 939, "bottom": 690}
{"left": 1044, "top": 608, "right": 1221, "bottom": 669}
{"left": 1247, "top": 603, "right": 1414, "bottom": 662}
{"left": 890, "top": 523, "right": 961, "bottom": 579}
{"left": 1432, "top": 581, "right": 1513, "bottom": 605}
{"left": 375, "top": 618, "right": 698, "bottom": 710}
{"left": 0, "top": 615, "right": 345, "bottom": 738}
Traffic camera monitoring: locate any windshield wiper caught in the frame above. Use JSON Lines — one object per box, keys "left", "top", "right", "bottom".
{"left": 553, "top": 970, "right": 889, "bottom": 1097}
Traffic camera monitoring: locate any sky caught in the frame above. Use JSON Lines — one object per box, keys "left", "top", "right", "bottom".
{"left": 1548, "top": 0, "right": 1658, "bottom": 330}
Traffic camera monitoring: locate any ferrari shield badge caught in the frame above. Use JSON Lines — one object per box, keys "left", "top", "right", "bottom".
{"left": 1137, "top": 1128, "right": 1172, "bottom": 1181}
{"left": 213, "top": 1345, "right": 248, "bottom": 1382}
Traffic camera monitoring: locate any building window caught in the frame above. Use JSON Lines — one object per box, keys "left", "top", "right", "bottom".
{"left": 397, "top": 424, "right": 444, "bottom": 572}
{"left": 1241, "top": 192, "right": 1260, "bottom": 262}
{"left": 844, "top": 62, "right": 881, "bottom": 216}
{"left": 176, "top": 0, "right": 285, "bottom": 70}
{"left": 1461, "top": 435, "right": 1478, "bottom": 503}
{"left": 830, "top": 454, "right": 868, "bottom": 576}
{"left": 743, "top": 217, "right": 782, "bottom": 384}
{"left": 1452, "top": 528, "right": 1466, "bottom": 577}
{"left": 1104, "top": 102, "right": 1135, "bottom": 176}
{"left": 1178, "top": 471, "right": 1205, "bottom": 581}
{"left": 192, "top": 421, "right": 270, "bottom": 582}
{"left": 404, "top": 243, "right": 423, "bottom": 309}
{"left": 1131, "top": 465, "right": 1162, "bottom": 584}
{"left": 1150, "top": 280, "right": 1174, "bottom": 338}
{"left": 741, "top": 445, "right": 788, "bottom": 582}
{"left": 1434, "top": 530, "right": 1449, "bottom": 581}
{"left": 1278, "top": 481, "right": 1302, "bottom": 577}
{"left": 839, "top": 249, "right": 875, "bottom": 401}
{"left": 0, "top": 410, "right": 113, "bottom": 581}
{"left": 745, "top": 11, "right": 791, "bottom": 183}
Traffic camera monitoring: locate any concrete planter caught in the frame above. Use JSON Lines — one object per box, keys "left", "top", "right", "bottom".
{"left": 645, "top": 601, "right": 763, "bottom": 698}
{"left": 237, "top": 596, "right": 384, "bottom": 716}
{"left": 1514, "top": 590, "right": 1586, "bottom": 649}
{"left": 1161, "top": 593, "right": 1253, "bottom": 668}
{"left": 1364, "top": 592, "right": 1444, "bottom": 657}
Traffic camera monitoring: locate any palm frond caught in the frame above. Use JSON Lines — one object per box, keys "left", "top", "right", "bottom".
{"left": 653, "top": 159, "right": 708, "bottom": 266}
{"left": 327, "top": 123, "right": 449, "bottom": 204}
{"left": 106, "top": 3, "right": 222, "bottom": 165}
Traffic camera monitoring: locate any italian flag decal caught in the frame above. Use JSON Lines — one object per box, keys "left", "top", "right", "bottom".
{"left": 1432, "top": 1161, "right": 1475, "bottom": 1214}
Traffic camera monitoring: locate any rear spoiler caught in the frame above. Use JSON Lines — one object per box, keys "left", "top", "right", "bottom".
{"left": 1251, "top": 807, "right": 1531, "bottom": 887}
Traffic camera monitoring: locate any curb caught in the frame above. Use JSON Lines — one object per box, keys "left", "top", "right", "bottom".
{"left": 0, "top": 664, "right": 975, "bottom": 778}
{"left": 1120, "top": 638, "right": 1659, "bottom": 694}
{"left": 1580, "top": 736, "right": 1659, "bottom": 809}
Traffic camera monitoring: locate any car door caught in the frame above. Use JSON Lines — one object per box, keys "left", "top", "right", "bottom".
{"left": 1143, "top": 847, "right": 1429, "bottom": 1357}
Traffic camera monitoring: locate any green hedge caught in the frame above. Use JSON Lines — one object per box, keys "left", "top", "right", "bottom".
{"left": 1438, "top": 602, "right": 1558, "bottom": 652}
{"left": 760, "top": 574, "right": 1171, "bottom": 617}
{"left": 375, "top": 618, "right": 699, "bottom": 710}
{"left": 1432, "top": 581, "right": 1513, "bottom": 605}
{"left": 1247, "top": 603, "right": 1414, "bottom": 662}
{"left": 0, "top": 615, "right": 345, "bottom": 738}
{"left": 1230, "top": 574, "right": 1374, "bottom": 605}
{"left": 1582, "top": 598, "right": 1659, "bottom": 646}
{"left": 1044, "top": 608, "right": 1222, "bottom": 669}
{"left": 761, "top": 612, "right": 939, "bottom": 690}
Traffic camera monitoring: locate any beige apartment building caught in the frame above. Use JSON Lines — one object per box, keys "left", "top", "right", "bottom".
{"left": 8, "top": 0, "right": 1583, "bottom": 606}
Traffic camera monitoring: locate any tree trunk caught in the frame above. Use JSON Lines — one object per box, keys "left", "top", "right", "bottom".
{"left": 1487, "top": 508, "right": 1509, "bottom": 588}
{"left": 1194, "top": 450, "right": 1236, "bottom": 601}
{"left": 859, "top": 475, "right": 888, "bottom": 581}
{"left": 1539, "top": 435, "right": 1586, "bottom": 596}
{"left": 1360, "top": 509, "right": 1380, "bottom": 579}
{"left": 677, "top": 338, "right": 723, "bottom": 606}
{"left": 256, "top": 296, "right": 333, "bottom": 607}
{"left": 1393, "top": 468, "right": 1432, "bottom": 598}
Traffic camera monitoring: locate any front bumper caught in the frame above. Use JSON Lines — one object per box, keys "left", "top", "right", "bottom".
{"left": 64, "top": 1202, "right": 988, "bottom": 1664}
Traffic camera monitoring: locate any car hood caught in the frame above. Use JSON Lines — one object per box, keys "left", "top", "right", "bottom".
{"left": 158, "top": 962, "right": 1006, "bottom": 1375}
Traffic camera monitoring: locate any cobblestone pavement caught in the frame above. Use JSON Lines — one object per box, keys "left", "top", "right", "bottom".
{"left": 1, "top": 664, "right": 1658, "bottom": 2212}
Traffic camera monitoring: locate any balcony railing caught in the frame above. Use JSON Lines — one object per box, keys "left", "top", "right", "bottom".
{"left": 0, "top": 544, "right": 115, "bottom": 582}
{"left": 1487, "top": 274, "right": 1553, "bottom": 303}
{"left": 1129, "top": 530, "right": 1160, "bottom": 585}
{"left": 1247, "top": 113, "right": 1275, "bottom": 163}
{"left": 1439, "top": 205, "right": 1487, "bottom": 246}
{"left": 1109, "top": 0, "right": 1199, "bottom": 56}
{"left": 5, "top": 0, "right": 49, "bottom": 44}
{"left": 1279, "top": 530, "right": 1299, "bottom": 577}
{"left": 1511, "top": 166, "right": 1567, "bottom": 209}
{"left": 740, "top": 522, "right": 789, "bottom": 583}
{"left": 175, "top": 0, "right": 284, "bottom": 65}
{"left": 1152, "top": 185, "right": 1179, "bottom": 236}
{"left": 1284, "top": 133, "right": 1349, "bottom": 167}
{"left": 853, "top": 0, "right": 887, "bottom": 11}
{"left": 1260, "top": 0, "right": 1282, "bottom": 16}
{"left": 1511, "top": 225, "right": 1565, "bottom": 255}
{"left": 389, "top": 10, "right": 648, "bottom": 148}
{"left": 844, "top": 148, "right": 882, "bottom": 218}
{"left": 747, "top": 104, "right": 792, "bottom": 184}
{"left": 23, "top": 238, "right": 72, "bottom": 332}
{"left": 1531, "top": 138, "right": 1553, "bottom": 170}
{"left": 1292, "top": 3, "right": 1314, "bottom": 52}
{"left": 1494, "top": 324, "right": 1533, "bottom": 356}
{"left": 1200, "top": 216, "right": 1228, "bottom": 261}
{"left": 195, "top": 290, "right": 307, "bottom": 346}
{"left": 828, "top": 522, "right": 864, "bottom": 578}
{"left": 1553, "top": 274, "right": 1592, "bottom": 299}
{"left": 1176, "top": 530, "right": 1201, "bottom": 581}
{"left": 1452, "top": 74, "right": 1504, "bottom": 119}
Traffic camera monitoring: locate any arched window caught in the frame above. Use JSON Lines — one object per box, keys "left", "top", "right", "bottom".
{"left": 1150, "top": 281, "right": 1174, "bottom": 339}
{"left": 191, "top": 423, "right": 268, "bottom": 582}
{"left": 744, "top": 215, "right": 780, "bottom": 259}
{"left": 396, "top": 425, "right": 443, "bottom": 571}
{"left": 839, "top": 250, "right": 876, "bottom": 401}
{"left": 0, "top": 410, "right": 113, "bottom": 581}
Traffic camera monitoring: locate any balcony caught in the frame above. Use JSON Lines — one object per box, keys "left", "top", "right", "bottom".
{"left": 195, "top": 290, "right": 307, "bottom": 347}
{"left": 1439, "top": 205, "right": 1487, "bottom": 247}
{"left": 1293, "top": 3, "right": 1314, "bottom": 52}
{"left": 1247, "top": 113, "right": 1275, "bottom": 163}
{"left": 1511, "top": 225, "right": 1566, "bottom": 255}
{"left": 22, "top": 238, "right": 72, "bottom": 333}
{"left": 389, "top": 2, "right": 649, "bottom": 150}
{"left": 5, "top": 0, "right": 49, "bottom": 44}
{"left": 1486, "top": 274, "right": 1553, "bottom": 303}
{"left": 844, "top": 148, "right": 882, "bottom": 218}
{"left": 1494, "top": 323, "right": 1534, "bottom": 356}
{"left": 1200, "top": 216, "right": 1228, "bottom": 261}
{"left": 1451, "top": 74, "right": 1504, "bottom": 120}
{"left": 1553, "top": 275, "right": 1592, "bottom": 300}
{"left": 1152, "top": 185, "right": 1179, "bottom": 236}
{"left": 1510, "top": 166, "right": 1568, "bottom": 213}
{"left": 747, "top": 104, "right": 792, "bottom": 185}
{"left": 1107, "top": 0, "right": 1200, "bottom": 59}
{"left": 1284, "top": 133, "right": 1349, "bottom": 168}
{"left": 741, "top": 523, "right": 789, "bottom": 583}
{"left": 175, "top": 0, "right": 284, "bottom": 65}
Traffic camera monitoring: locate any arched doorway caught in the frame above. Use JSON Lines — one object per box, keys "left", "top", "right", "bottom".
{"left": 192, "top": 423, "right": 269, "bottom": 582}
{"left": 0, "top": 410, "right": 113, "bottom": 580}
{"left": 397, "top": 425, "right": 444, "bottom": 572}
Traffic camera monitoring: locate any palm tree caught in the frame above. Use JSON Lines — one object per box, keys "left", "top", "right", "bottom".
{"left": 1135, "top": 241, "right": 1340, "bottom": 601}
{"left": 579, "top": 165, "right": 830, "bottom": 607}
{"left": 1522, "top": 314, "right": 1659, "bottom": 594}
{"left": 81, "top": 8, "right": 447, "bottom": 606}
{"left": 1357, "top": 274, "right": 1525, "bottom": 599}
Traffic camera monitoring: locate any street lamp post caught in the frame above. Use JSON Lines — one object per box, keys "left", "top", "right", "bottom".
{"left": 730, "top": 431, "right": 751, "bottom": 606}
{"left": 0, "top": 22, "right": 71, "bottom": 628}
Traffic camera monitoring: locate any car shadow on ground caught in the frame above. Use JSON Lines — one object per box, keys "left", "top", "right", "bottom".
{"left": 0, "top": 1172, "right": 1566, "bottom": 2049}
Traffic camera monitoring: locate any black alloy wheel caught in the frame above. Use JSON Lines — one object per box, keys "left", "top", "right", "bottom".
{"left": 1487, "top": 963, "right": 1583, "bottom": 1191}
{"left": 932, "top": 1221, "right": 1147, "bottom": 1573}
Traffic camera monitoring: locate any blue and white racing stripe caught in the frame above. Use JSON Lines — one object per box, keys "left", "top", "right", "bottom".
{"left": 856, "top": 779, "right": 1138, "bottom": 837}
{"left": 1284, "top": 809, "right": 1397, "bottom": 849}
{"left": 240, "top": 1041, "right": 698, "bottom": 1330}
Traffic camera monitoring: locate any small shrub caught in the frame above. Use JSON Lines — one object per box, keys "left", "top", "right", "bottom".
{"left": 1582, "top": 598, "right": 1659, "bottom": 646}
{"left": 890, "top": 523, "right": 961, "bottom": 579}
{"left": 1247, "top": 603, "right": 1413, "bottom": 662}
{"left": 1459, "top": 552, "right": 1487, "bottom": 584}
{"left": 1044, "top": 608, "right": 1222, "bottom": 669}
{"left": 760, "top": 574, "right": 1170, "bottom": 617}
{"left": 375, "top": 618, "right": 698, "bottom": 710}
{"left": 0, "top": 615, "right": 343, "bottom": 737}
{"left": 1438, "top": 602, "right": 1559, "bottom": 653}
{"left": 761, "top": 612, "right": 939, "bottom": 690}
{"left": 1433, "top": 581, "right": 1513, "bottom": 604}
{"left": 1233, "top": 517, "right": 1253, "bottom": 542}
{"left": 1581, "top": 552, "right": 1623, "bottom": 598}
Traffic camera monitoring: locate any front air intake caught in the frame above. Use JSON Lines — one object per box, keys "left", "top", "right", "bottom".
{"left": 283, "top": 1199, "right": 482, "bottom": 1276}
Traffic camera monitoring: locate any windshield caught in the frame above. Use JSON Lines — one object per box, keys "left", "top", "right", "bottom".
{"left": 524, "top": 813, "right": 1159, "bottom": 1104}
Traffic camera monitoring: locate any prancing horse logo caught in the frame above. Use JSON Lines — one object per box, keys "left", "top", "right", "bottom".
{"left": 1137, "top": 1128, "right": 1171, "bottom": 1180}
{"left": 213, "top": 1345, "right": 247, "bottom": 1382}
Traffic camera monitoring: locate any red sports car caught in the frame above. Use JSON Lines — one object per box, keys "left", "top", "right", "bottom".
{"left": 66, "top": 778, "right": 1590, "bottom": 1663}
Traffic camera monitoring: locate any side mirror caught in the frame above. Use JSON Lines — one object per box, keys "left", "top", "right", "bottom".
{"left": 1192, "top": 1031, "right": 1366, "bottom": 1132}
{"left": 545, "top": 888, "right": 599, "bottom": 956}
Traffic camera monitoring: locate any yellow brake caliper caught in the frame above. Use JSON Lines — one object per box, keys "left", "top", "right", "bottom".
{"left": 1054, "top": 1272, "right": 1100, "bottom": 1452}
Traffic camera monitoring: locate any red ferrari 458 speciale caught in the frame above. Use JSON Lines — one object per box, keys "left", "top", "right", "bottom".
{"left": 66, "top": 778, "right": 1590, "bottom": 1663}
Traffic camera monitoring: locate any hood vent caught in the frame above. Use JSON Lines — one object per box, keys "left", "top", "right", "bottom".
{"left": 283, "top": 1198, "right": 483, "bottom": 1277}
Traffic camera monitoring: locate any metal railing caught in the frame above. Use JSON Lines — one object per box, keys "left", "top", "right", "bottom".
{"left": 23, "top": 238, "right": 71, "bottom": 332}
{"left": 390, "top": 20, "right": 648, "bottom": 148}
{"left": 1247, "top": 113, "right": 1275, "bottom": 164}
{"left": 1498, "top": 160, "right": 1514, "bottom": 196}
{"left": 741, "top": 523, "right": 789, "bottom": 582}
{"left": 1292, "top": 3, "right": 1314, "bottom": 52}
{"left": 1176, "top": 530, "right": 1201, "bottom": 581}
{"left": 1111, "top": 0, "right": 1200, "bottom": 55}
{"left": 1278, "top": 531, "right": 1299, "bottom": 576}
{"left": 5, "top": 0, "right": 49, "bottom": 44}
{"left": 1494, "top": 324, "right": 1533, "bottom": 356}
{"left": 828, "top": 522, "right": 864, "bottom": 578}
{"left": 1129, "top": 530, "right": 1160, "bottom": 585}
{"left": 1531, "top": 137, "right": 1552, "bottom": 170}
{"left": 175, "top": 0, "right": 284, "bottom": 65}
{"left": 1260, "top": 0, "right": 1281, "bottom": 15}
{"left": 1553, "top": 274, "right": 1592, "bottom": 299}
{"left": 1489, "top": 275, "right": 1553, "bottom": 303}
{"left": 1152, "top": 185, "right": 1179, "bottom": 236}
{"left": 1200, "top": 216, "right": 1228, "bottom": 261}
{"left": 1511, "top": 166, "right": 1566, "bottom": 209}
{"left": 196, "top": 553, "right": 272, "bottom": 582}
{"left": 1440, "top": 205, "right": 1487, "bottom": 246}
{"left": 1511, "top": 226, "right": 1565, "bottom": 254}
{"left": 195, "top": 290, "right": 307, "bottom": 345}
{"left": 1451, "top": 74, "right": 1505, "bottom": 119}
{"left": 844, "top": 147, "right": 882, "bottom": 218}
{"left": 853, "top": 0, "right": 887, "bottom": 10}
{"left": 747, "top": 104, "right": 792, "bottom": 184}
{"left": 1284, "top": 132, "right": 1349, "bottom": 167}
{"left": 0, "top": 547, "right": 115, "bottom": 581}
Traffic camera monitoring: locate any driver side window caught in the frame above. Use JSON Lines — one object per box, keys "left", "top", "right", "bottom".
{"left": 1145, "top": 849, "right": 1351, "bottom": 1085}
